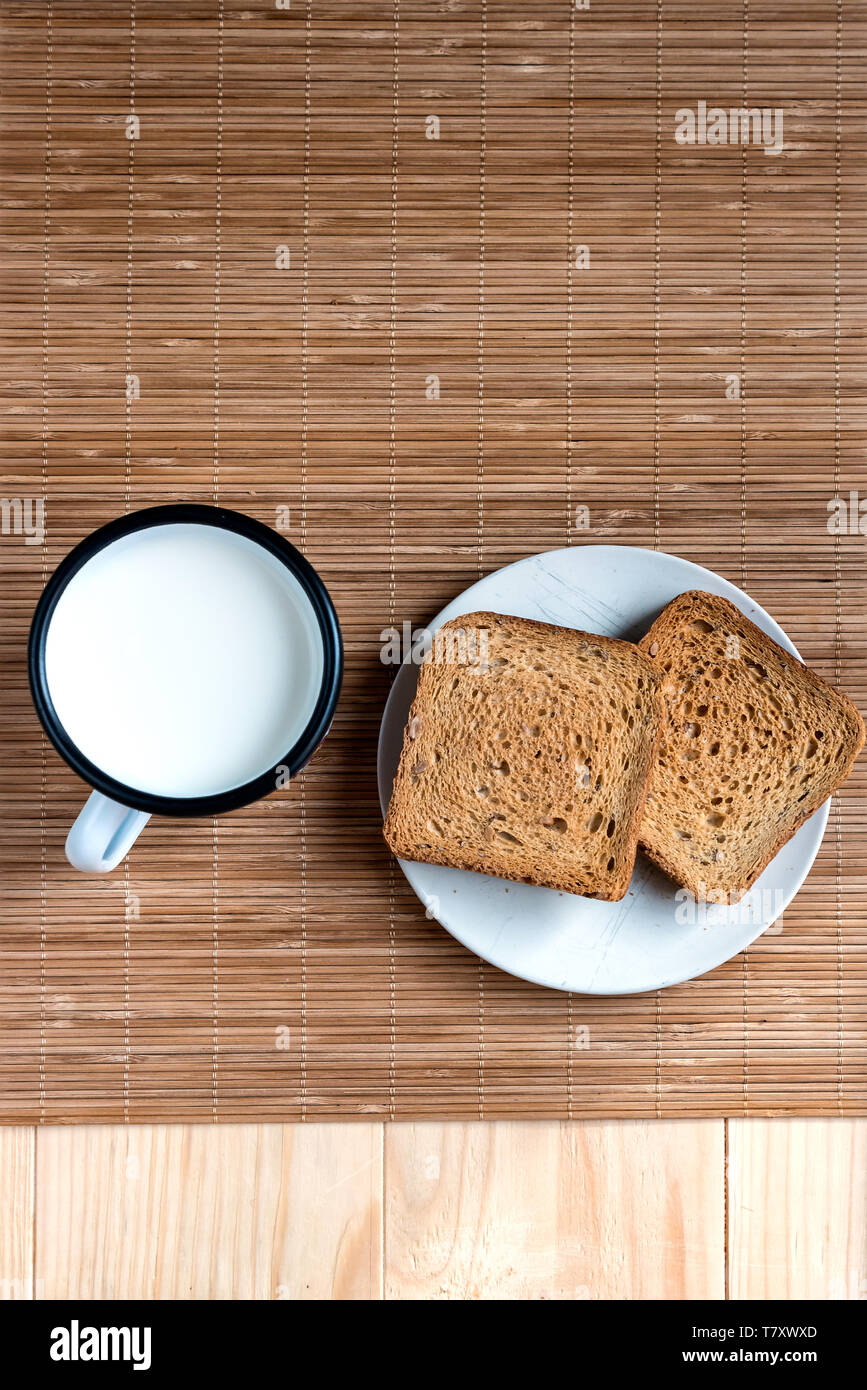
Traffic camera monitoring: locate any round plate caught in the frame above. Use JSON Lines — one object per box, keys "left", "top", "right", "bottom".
{"left": 377, "top": 545, "right": 829, "bottom": 995}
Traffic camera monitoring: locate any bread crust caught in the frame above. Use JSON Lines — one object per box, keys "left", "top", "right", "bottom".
{"left": 638, "top": 590, "right": 865, "bottom": 899}
{"left": 384, "top": 611, "right": 664, "bottom": 901}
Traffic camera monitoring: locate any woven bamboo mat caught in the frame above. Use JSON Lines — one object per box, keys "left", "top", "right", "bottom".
{"left": 0, "top": 0, "right": 865, "bottom": 1122}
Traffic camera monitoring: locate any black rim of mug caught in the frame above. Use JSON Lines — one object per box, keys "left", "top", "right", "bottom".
{"left": 27, "top": 503, "right": 344, "bottom": 817}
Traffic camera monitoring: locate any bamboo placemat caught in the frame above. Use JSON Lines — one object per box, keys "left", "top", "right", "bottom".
{"left": 1, "top": 0, "right": 865, "bottom": 1122}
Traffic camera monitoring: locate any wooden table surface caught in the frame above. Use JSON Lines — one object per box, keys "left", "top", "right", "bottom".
{"left": 1, "top": 1117, "right": 865, "bottom": 1299}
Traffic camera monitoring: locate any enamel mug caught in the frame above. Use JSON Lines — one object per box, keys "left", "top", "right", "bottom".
{"left": 28, "top": 504, "right": 342, "bottom": 872}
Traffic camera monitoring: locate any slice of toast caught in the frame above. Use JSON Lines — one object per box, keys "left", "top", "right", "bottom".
{"left": 383, "top": 611, "right": 664, "bottom": 901}
{"left": 638, "top": 590, "right": 865, "bottom": 900}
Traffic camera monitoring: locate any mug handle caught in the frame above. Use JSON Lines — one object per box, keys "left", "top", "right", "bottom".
{"left": 65, "top": 791, "right": 151, "bottom": 873}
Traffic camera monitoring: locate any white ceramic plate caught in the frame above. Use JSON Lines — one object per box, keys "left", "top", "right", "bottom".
{"left": 377, "top": 545, "right": 829, "bottom": 994}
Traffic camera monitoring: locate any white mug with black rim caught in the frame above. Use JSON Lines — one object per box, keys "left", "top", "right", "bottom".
{"left": 28, "top": 504, "right": 342, "bottom": 872}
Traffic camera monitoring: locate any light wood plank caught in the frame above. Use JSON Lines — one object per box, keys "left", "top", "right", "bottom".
{"left": 36, "top": 1123, "right": 382, "bottom": 1300}
{"left": 385, "top": 1120, "right": 724, "bottom": 1299}
{"left": 728, "top": 1119, "right": 867, "bottom": 1300}
{"left": 0, "top": 1127, "right": 35, "bottom": 1300}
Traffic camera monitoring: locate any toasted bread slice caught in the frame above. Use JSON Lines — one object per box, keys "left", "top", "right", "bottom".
{"left": 638, "top": 590, "right": 865, "bottom": 900}
{"left": 383, "top": 611, "right": 664, "bottom": 900}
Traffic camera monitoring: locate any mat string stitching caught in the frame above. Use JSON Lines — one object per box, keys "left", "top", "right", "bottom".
{"left": 476, "top": 0, "right": 488, "bottom": 1122}
{"left": 210, "top": 0, "right": 225, "bottom": 1124}
{"left": 37, "top": 0, "right": 54, "bottom": 1129}
{"left": 387, "top": 0, "right": 400, "bottom": 1123}
{"left": 740, "top": 0, "right": 750, "bottom": 1118}
{"left": 833, "top": 0, "right": 844, "bottom": 1117}
{"left": 565, "top": 0, "right": 576, "bottom": 1122}
{"left": 652, "top": 0, "right": 663, "bottom": 1122}
{"left": 121, "top": 0, "right": 137, "bottom": 1127}
{"left": 297, "top": 0, "right": 314, "bottom": 1122}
